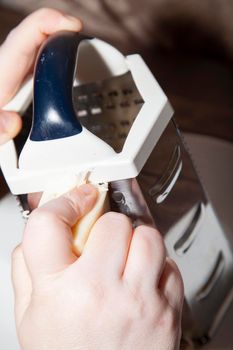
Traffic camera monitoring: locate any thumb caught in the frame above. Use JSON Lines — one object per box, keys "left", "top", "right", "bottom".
{"left": 0, "top": 110, "right": 22, "bottom": 144}
{"left": 23, "top": 184, "right": 97, "bottom": 281}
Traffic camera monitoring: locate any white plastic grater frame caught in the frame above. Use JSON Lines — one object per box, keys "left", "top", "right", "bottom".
{"left": 0, "top": 38, "right": 173, "bottom": 194}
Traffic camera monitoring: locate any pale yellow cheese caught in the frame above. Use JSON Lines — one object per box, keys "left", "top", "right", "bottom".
{"left": 72, "top": 186, "right": 109, "bottom": 255}
{"left": 39, "top": 180, "right": 109, "bottom": 255}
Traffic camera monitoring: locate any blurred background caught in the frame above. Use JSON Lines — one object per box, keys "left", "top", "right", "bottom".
{"left": 0, "top": 1, "right": 232, "bottom": 349}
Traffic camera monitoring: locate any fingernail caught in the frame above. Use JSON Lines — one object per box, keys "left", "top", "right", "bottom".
{"left": 60, "top": 14, "right": 82, "bottom": 29}
{"left": 0, "top": 112, "right": 21, "bottom": 145}
{"left": 0, "top": 113, "right": 15, "bottom": 144}
{"left": 64, "top": 14, "right": 79, "bottom": 22}
{"left": 79, "top": 184, "right": 96, "bottom": 196}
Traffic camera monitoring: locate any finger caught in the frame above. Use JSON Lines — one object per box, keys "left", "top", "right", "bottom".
{"left": 23, "top": 184, "right": 97, "bottom": 280}
{"left": 80, "top": 212, "right": 133, "bottom": 279}
{"left": 159, "top": 257, "right": 184, "bottom": 312}
{"left": 0, "top": 110, "right": 22, "bottom": 145}
{"left": 11, "top": 245, "right": 32, "bottom": 327}
{"left": 0, "top": 8, "right": 82, "bottom": 107}
{"left": 123, "top": 226, "right": 166, "bottom": 292}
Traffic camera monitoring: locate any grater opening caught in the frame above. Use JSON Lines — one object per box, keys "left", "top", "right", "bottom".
{"left": 73, "top": 39, "right": 144, "bottom": 152}
{"left": 73, "top": 71, "right": 144, "bottom": 153}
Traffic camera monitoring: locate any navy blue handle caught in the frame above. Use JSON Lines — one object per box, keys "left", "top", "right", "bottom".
{"left": 30, "top": 31, "right": 89, "bottom": 141}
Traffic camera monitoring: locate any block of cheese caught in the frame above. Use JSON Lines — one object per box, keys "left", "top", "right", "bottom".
{"left": 72, "top": 184, "right": 109, "bottom": 255}
{"left": 38, "top": 180, "right": 109, "bottom": 255}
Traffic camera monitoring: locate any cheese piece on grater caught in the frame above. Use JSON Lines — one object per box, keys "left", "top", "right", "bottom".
{"left": 72, "top": 184, "right": 109, "bottom": 255}
{"left": 38, "top": 177, "right": 109, "bottom": 255}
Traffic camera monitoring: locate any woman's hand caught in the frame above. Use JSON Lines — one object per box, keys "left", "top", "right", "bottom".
{"left": 0, "top": 8, "right": 82, "bottom": 144}
{"left": 12, "top": 184, "right": 184, "bottom": 350}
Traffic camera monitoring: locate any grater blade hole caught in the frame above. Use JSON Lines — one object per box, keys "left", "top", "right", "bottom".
{"left": 106, "top": 104, "right": 116, "bottom": 109}
{"left": 134, "top": 98, "right": 144, "bottom": 105}
{"left": 77, "top": 109, "right": 88, "bottom": 117}
{"left": 91, "top": 124, "right": 102, "bottom": 133}
{"left": 78, "top": 94, "right": 88, "bottom": 101}
{"left": 122, "top": 88, "right": 133, "bottom": 95}
{"left": 108, "top": 122, "right": 117, "bottom": 131}
{"left": 120, "top": 101, "right": 130, "bottom": 108}
{"left": 119, "top": 132, "right": 127, "bottom": 139}
{"left": 90, "top": 107, "right": 102, "bottom": 115}
{"left": 120, "top": 120, "right": 130, "bottom": 127}
{"left": 108, "top": 90, "right": 118, "bottom": 97}
{"left": 92, "top": 92, "right": 103, "bottom": 99}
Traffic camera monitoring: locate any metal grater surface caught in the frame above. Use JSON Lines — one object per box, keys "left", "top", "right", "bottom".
{"left": 73, "top": 71, "right": 144, "bottom": 153}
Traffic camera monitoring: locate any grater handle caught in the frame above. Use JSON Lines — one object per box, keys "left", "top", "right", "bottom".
{"left": 30, "top": 31, "right": 89, "bottom": 141}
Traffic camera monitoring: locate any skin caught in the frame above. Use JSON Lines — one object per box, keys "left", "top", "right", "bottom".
{"left": 12, "top": 184, "right": 184, "bottom": 350}
{"left": 0, "top": 8, "right": 184, "bottom": 350}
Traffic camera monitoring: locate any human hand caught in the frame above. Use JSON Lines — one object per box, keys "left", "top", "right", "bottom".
{"left": 12, "top": 184, "right": 184, "bottom": 350}
{"left": 0, "top": 8, "right": 82, "bottom": 145}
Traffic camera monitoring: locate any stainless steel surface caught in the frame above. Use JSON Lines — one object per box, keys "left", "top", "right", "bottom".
{"left": 110, "top": 178, "right": 154, "bottom": 227}
{"left": 137, "top": 120, "right": 207, "bottom": 234}
{"left": 184, "top": 133, "right": 233, "bottom": 350}
{"left": 73, "top": 71, "right": 143, "bottom": 153}
{"left": 136, "top": 120, "right": 233, "bottom": 344}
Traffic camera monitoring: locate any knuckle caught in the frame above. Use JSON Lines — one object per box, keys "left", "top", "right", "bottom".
{"left": 34, "top": 7, "right": 58, "bottom": 19}
{"left": 135, "top": 226, "right": 154, "bottom": 243}
{"left": 125, "top": 294, "right": 146, "bottom": 318}
{"left": 30, "top": 8, "right": 63, "bottom": 29}
{"left": 61, "top": 194, "right": 82, "bottom": 217}
{"left": 137, "top": 225, "right": 163, "bottom": 243}
{"left": 135, "top": 225, "right": 166, "bottom": 255}
{"left": 101, "top": 211, "right": 132, "bottom": 227}
{"left": 4, "top": 28, "right": 17, "bottom": 46}
{"left": 124, "top": 282, "right": 150, "bottom": 318}
{"left": 153, "top": 228, "right": 165, "bottom": 250}
{"left": 157, "top": 306, "right": 178, "bottom": 331}
{"left": 168, "top": 259, "right": 184, "bottom": 296}
{"left": 77, "top": 279, "right": 107, "bottom": 312}
{"left": 132, "top": 300, "right": 147, "bottom": 319}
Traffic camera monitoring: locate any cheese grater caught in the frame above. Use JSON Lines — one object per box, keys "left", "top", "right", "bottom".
{"left": 1, "top": 32, "right": 233, "bottom": 347}
{"left": 0, "top": 31, "right": 172, "bottom": 195}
